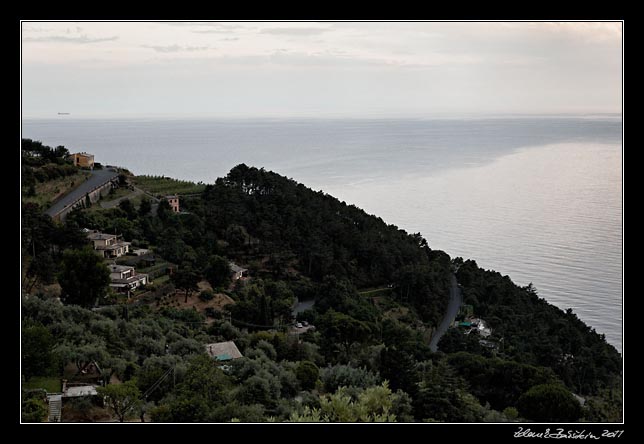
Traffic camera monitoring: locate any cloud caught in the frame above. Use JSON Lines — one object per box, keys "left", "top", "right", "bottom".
{"left": 259, "top": 27, "right": 330, "bottom": 36}
{"left": 142, "top": 44, "right": 211, "bottom": 53}
{"left": 515, "top": 22, "right": 621, "bottom": 42}
{"left": 21, "top": 26, "right": 52, "bottom": 33}
{"left": 190, "top": 23, "right": 253, "bottom": 34}
{"left": 22, "top": 34, "right": 119, "bottom": 44}
{"left": 220, "top": 37, "right": 240, "bottom": 41}
{"left": 547, "top": 22, "right": 622, "bottom": 43}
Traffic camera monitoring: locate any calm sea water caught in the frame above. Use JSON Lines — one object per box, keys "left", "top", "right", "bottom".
{"left": 21, "top": 116, "right": 623, "bottom": 353}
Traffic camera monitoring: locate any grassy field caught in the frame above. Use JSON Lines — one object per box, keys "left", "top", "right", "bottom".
{"left": 102, "top": 186, "right": 134, "bottom": 202}
{"left": 22, "top": 171, "right": 91, "bottom": 208}
{"left": 132, "top": 175, "right": 207, "bottom": 196}
{"left": 23, "top": 376, "right": 61, "bottom": 393}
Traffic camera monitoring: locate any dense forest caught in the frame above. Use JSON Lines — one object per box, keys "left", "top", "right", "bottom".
{"left": 21, "top": 141, "right": 622, "bottom": 423}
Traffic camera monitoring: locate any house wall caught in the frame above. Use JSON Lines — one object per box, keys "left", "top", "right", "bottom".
{"left": 167, "top": 197, "right": 180, "bottom": 213}
{"left": 110, "top": 275, "right": 148, "bottom": 292}
{"left": 93, "top": 237, "right": 116, "bottom": 248}
{"left": 104, "top": 245, "right": 129, "bottom": 258}
{"left": 73, "top": 153, "right": 94, "bottom": 168}
{"left": 109, "top": 268, "right": 133, "bottom": 280}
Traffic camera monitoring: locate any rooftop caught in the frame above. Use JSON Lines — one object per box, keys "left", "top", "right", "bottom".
{"left": 109, "top": 264, "right": 135, "bottom": 273}
{"left": 229, "top": 263, "right": 248, "bottom": 273}
{"left": 87, "top": 231, "right": 118, "bottom": 240}
{"left": 205, "top": 341, "right": 243, "bottom": 361}
{"left": 63, "top": 385, "right": 98, "bottom": 398}
{"left": 110, "top": 274, "right": 148, "bottom": 285}
{"left": 96, "top": 242, "right": 132, "bottom": 251}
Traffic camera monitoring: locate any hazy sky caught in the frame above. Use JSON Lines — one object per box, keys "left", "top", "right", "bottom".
{"left": 21, "top": 21, "right": 622, "bottom": 118}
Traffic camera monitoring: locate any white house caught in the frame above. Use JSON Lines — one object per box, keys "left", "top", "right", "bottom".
{"left": 108, "top": 264, "right": 149, "bottom": 293}
{"left": 229, "top": 262, "right": 248, "bottom": 280}
{"left": 87, "top": 230, "right": 131, "bottom": 258}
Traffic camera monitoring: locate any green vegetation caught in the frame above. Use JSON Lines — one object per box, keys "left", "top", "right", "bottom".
{"left": 22, "top": 323, "right": 56, "bottom": 381}
{"left": 21, "top": 394, "right": 49, "bottom": 422}
{"left": 22, "top": 171, "right": 91, "bottom": 209}
{"left": 205, "top": 255, "right": 231, "bottom": 289}
{"left": 454, "top": 260, "right": 622, "bottom": 397}
{"left": 295, "top": 360, "right": 319, "bottom": 391}
{"left": 107, "top": 186, "right": 137, "bottom": 202}
{"left": 21, "top": 158, "right": 622, "bottom": 423}
{"left": 517, "top": 384, "right": 583, "bottom": 422}
{"left": 58, "top": 247, "right": 111, "bottom": 307}
{"left": 358, "top": 287, "right": 393, "bottom": 297}
{"left": 132, "top": 175, "right": 206, "bottom": 196}
{"left": 288, "top": 383, "right": 399, "bottom": 422}
{"left": 97, "top": 381, "right": 142, "bottom": 422}
{"left": 21, "top": 139, "right": 91, "bottom": 210}
{"left": 22, "top": 376, "right": 61, "bottom": 393}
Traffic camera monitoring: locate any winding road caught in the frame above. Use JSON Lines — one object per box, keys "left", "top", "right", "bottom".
{"left": 428, "top": 273, "right": 463, "bottom": 352}
{"left": 291, "top": 274, "right": 461, "bottom": 353}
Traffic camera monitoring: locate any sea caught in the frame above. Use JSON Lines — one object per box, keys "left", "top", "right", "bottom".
{"left": 21, "top": 116, "right": 623, "bottom": 353}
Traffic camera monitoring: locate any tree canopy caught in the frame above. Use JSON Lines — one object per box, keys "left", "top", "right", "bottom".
{"left": 21, "top": 162, "right": 622, "bottom": 423}
{"left": 58, "top": 246, "right": 111, "bottom": 307}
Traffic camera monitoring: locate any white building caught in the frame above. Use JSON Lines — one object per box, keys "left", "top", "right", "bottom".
{"left": 87, "top": 230, "right": 131, "bottom": 258}
{"left": 108, "top": 264, "right": 149, "bottom": 293}
{"left": 229, "top": 262, "right": 248, "bottom": 280}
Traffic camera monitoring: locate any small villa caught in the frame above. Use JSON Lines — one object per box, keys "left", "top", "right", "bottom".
{"left": 69, "top": 152, "right": 95, "bottom": 169}
{"left": 108, "top": 264, "right": 149, "bottom": 293}
{"left": 86, "top": 230, "right": 131, "bottom": 258}
{"left": 165, "top": 195, "right": 180, "bottom": 213}
{"left": 229, "top": 262, "right": 248, "bottom": 280}
{"left": 458, "top": 316, "right": 492, "bottom": 338}
{"left": 470, "top": 318, "right": 492, "bottom": 338}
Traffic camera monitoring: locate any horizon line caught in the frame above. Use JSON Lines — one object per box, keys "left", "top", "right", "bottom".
{"left": 22, "top": 111, "right": 623, "bottom": 120}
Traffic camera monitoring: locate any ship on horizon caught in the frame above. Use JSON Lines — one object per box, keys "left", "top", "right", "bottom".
{"left": 57, "top": 112, "right": 70, "bottom": 115}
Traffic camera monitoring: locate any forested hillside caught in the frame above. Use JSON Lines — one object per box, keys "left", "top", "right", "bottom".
{"left": 21, "top": 148, "right": 622, "bottom": 422}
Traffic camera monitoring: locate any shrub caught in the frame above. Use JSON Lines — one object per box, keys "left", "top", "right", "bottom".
{"left": 296, "top": 361, "right": 319, "bottom": 391}
{"left": 199, "top": 290, "right": 215, "bottom": 302}
{"left": 517, "top": 384, "right": 582, "bottom": 422}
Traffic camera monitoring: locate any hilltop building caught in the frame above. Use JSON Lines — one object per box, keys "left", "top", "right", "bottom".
{"left": 69, "top": 152, "right": 94, "bottom": 169}
{"left": 165, "top": 195, "right": 180, "bottom": 213}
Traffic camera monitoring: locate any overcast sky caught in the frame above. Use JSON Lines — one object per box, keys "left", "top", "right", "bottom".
{"left": 21, "top": 21, "right": 622, "bottom": 118}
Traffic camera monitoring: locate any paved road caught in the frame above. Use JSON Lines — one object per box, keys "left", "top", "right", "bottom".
{"left": 45, "top": 168, "right": 119, "bottom": 218}
{"left": 429, "top": 274, "right": 463, "bottom": 352}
